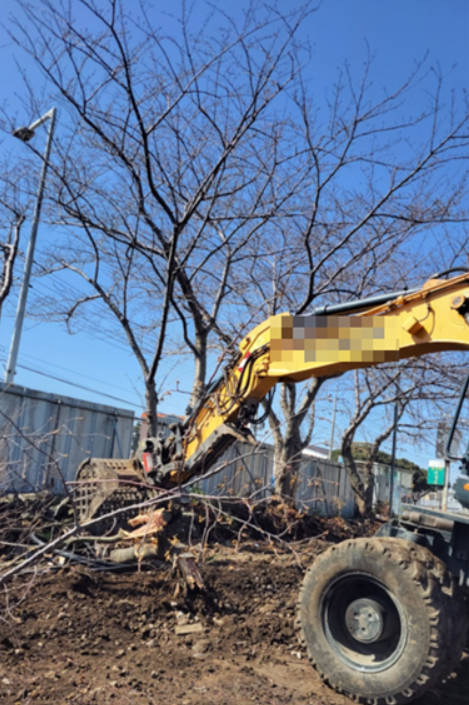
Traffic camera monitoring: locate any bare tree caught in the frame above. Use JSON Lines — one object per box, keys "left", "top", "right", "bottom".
{"left": 3, "top": 1, "right": 469, "bottom": 504}
{"left": 4, "top": 0, "right": 322, "bottom": 435}
{"left": 0, "top": 158, "right": 30, "bottom": 354}
{"left": 337, "top": 357, "right": 464, "bottom": 517}
{"left": 228, "top": 54, "right": 469, "bottom": 502}
{"left": 0, "top": 214, "right": 24, "bottom": 309}
{"left": 0, "top": 152, "right": 32, "bottom": 313}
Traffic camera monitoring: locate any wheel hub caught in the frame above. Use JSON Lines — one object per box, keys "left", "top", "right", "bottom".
{"left": 345, "top": 598, "right": 386, "bottom": 643}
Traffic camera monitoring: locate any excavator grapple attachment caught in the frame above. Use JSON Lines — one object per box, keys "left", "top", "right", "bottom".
{"left": 74, "top": 458, "right": 156, "bottom": 533}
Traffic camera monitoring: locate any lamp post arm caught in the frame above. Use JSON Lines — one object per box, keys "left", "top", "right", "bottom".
{"left": 29, "top": 108, "right": 56, "bottom": 133}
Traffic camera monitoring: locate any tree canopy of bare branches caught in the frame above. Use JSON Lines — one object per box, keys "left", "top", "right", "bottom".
{"left": 3, "top": 0, "right": 469, "bottom": 508}
{"left": 0, "top": 214, "right": 24, "bottom": 309}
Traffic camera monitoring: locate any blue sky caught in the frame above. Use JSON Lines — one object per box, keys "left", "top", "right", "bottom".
{"left": 0, "top": 0, "right": 468, "bottom": 469}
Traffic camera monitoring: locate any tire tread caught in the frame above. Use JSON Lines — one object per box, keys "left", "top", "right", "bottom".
{"left": 297, "top": 537, "right": 468, "bottom": 705}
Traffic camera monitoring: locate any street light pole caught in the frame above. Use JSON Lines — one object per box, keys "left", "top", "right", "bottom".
{"left": 4, "top": 108, "right": 57, "bottom": 384}
{"left": 389, "top": 394, "right": 399, "bottom": 517}
{"left": 328, "top": 386, "right": 338, "bottom": 460}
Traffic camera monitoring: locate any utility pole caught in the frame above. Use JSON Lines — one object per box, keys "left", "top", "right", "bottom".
{"left": 328, "top": 387, "right": 338, "bottom": 460}
{"left": 4, "top": 108, "right": 57, "bottom": 384}
{"left": 442, "top": 458, "right": 451, "bottom": 511}
{"left": 389, "top": 395, "right": 399, "bottom": 517}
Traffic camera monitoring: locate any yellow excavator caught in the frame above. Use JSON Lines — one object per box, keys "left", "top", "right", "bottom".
{"left": 75, "top": 271, "right": 469, "bottom": 705}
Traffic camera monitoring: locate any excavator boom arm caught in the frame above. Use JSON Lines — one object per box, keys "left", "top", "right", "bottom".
{"left": 178, "top": 274, "right": 469, "bottom": 482}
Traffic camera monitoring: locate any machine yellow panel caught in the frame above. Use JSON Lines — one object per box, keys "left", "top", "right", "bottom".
{"left": 270, "top": 314, "right": 400, "bottom": 372}
{"left": 268, "top": 292, "right": 469, "bottom": 379}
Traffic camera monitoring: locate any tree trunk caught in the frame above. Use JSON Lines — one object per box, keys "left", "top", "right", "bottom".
{"left": 145, "top": 380, "right": 159, "bottom": 438}
{"left": 265, "top": 379, "right": 323, "bottom": 505}
{"left": 341, "top": 443, "right": 374, "bottom": 518}
{"left": 188, "top": 331, "right": 207, "bottom": 413}
{"left": 273, "top": 426, "right": 303, "bottom": 502}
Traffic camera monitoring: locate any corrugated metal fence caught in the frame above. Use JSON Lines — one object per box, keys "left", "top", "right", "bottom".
{"left": 198, "top": 441, "right": 356, "bottom": 517}
{"left": 0, "top": 388, "right": 411, "bottom": 517}
{"left": 0, "top": 383, "right": 134, "bottom": 493}
{"left": 196, "top": 443, "right": 413, "bottom": 518}
{"left": 364, "top": 461, "right": 413, "bottom": 515}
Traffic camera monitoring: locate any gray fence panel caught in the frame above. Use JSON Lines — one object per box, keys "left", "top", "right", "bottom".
{"left": 198, "top": 441, "right": 356, "bottom": 518}
{"left": 364, "top": 461, "right": 413, "bottom": 514}
{"left": 198, "top": 442, "right": 272, "bottom": 498}
{"left": 296, "top": 458, "right": 355, "bottom": 517}
{"left": 2, "top": 383, "right": 406, "bottom": 517}
{"left": 0, "top": 383, "right": 134, "bottom": 493}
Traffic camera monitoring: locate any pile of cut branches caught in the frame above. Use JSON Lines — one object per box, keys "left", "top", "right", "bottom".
{"left": 0, "top": 492, "right": 381, "bottom": 590}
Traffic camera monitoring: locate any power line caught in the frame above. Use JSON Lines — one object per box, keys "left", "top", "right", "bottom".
{"left": 15, "top": 349, "right": 142, "bottom": 396}
{"left": 5, "top": 256, "right": 198, "bottom": 373}
{"left": 0, "top": 357, "right": 142, "bottom": 410}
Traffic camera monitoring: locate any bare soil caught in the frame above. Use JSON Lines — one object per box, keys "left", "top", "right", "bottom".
{"left": 1, "top": 541, "right": 468, "bottom": 705}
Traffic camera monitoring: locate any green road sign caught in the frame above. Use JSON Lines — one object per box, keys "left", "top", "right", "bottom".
{"left": 427, "top": 459, "right": 446, "bottom": 486}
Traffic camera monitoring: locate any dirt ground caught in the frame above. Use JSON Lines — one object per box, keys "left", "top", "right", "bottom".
{"left": 1, "top": 541, "right": 468, "bottom": 705}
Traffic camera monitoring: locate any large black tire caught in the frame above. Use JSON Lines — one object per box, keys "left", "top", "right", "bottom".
{"left": 297, "top": 537, "right": 468, "bottom": 705}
